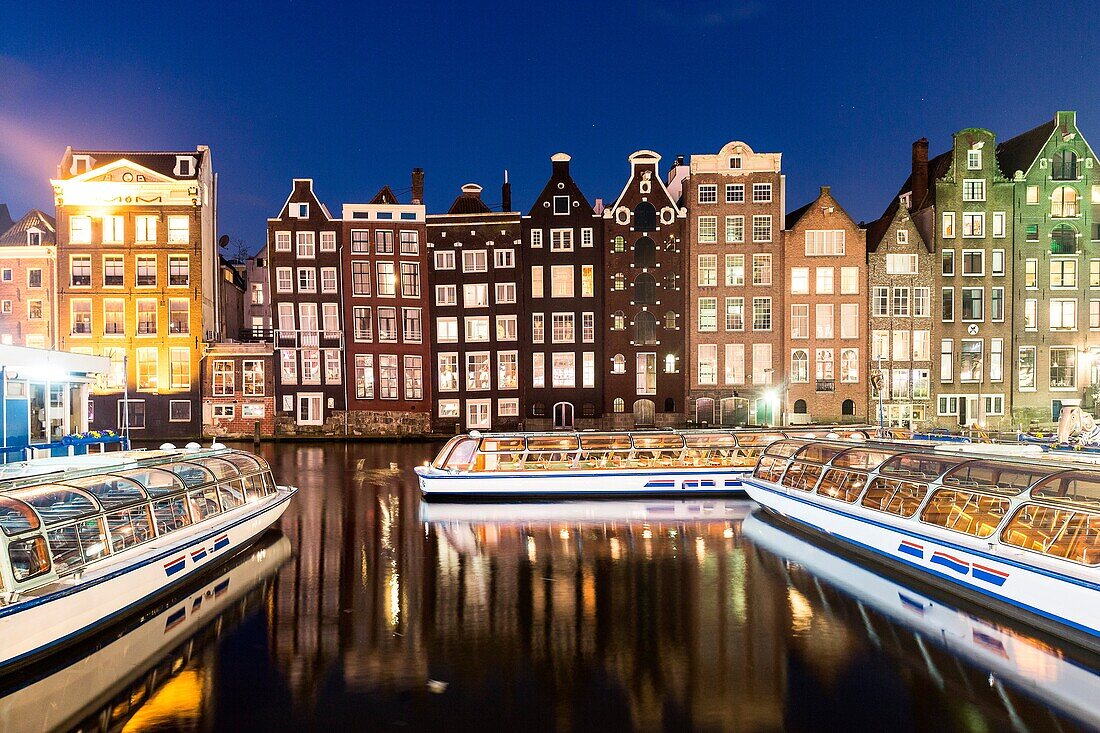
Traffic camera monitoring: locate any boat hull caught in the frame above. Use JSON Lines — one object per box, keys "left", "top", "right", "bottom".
{"left": 415, "top": 465, "right": 751, "bottom": 499}
{"left": 742, "top": 477, "right": 1100, "bottom": 654}
{"left": 0, "top": 487, "right": 296, "bottom": 672}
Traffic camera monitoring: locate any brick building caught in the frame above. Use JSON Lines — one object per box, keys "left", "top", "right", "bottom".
{"left": 52, "top": 147, "right": 217, "bottom": 438}
{"left": 521, "top": 153, "right": 603, "bottom": 430}
{"left": 243, "top": 244, "right": 271, "bottom": 339}
{"left": 201, "top": 342, "right": 274, "bottom": 438}
{"left": 427, "top": 181, "right": 523, "bottom": 431}
{"left": 685, "top": 141, "right": 784, "bottom": 426}
{"left": 341, "top": 172, "right": 432, "bottom": 436}
{"left": 268, "top": 179, "right": 345, "bottom": 434}
{"left": 0, "top": 209, "right": 57, "bottom": 349}
{"left": 783, "top": 186, "right": 868, "bottom": 423}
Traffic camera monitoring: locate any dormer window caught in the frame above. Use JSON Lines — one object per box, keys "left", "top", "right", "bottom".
{"left": 553, "top": 195, "right": 570, "bottom": 214}
{"left": 729, "top": 156, "right": 742, "bottom": 169}
{"left": 292, "top": 202, "right": 309, "bottom": 219}
{"left": 175, "top": 156, "right": 195, "bottom": 177}
{"left": 27, "top": 230, "right": 41, "bottom": 246}
{"left": 71, "top": 155, "right": 92, "bottom": 175}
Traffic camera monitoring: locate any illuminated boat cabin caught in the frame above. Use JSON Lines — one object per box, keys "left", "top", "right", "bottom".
{"left": 0, "top": 449, "right": 280, "bottom": 594}
{"left": 754, "top": 440, "right": 1100, "bottom": 566}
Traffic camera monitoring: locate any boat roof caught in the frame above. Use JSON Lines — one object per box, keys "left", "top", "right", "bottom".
{"left": 463, "top": 425, "right": 875, "bottom": 440}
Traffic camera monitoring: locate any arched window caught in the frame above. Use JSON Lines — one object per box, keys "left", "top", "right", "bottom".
{"left": 634, "top": 311, "right": 657, "bottom": 345}
{"left": 840, "top": 348, "right": 859, "bottom": 384}
{"left": 634, "top": 202, "right": 657, "bottom": 231}
{"left": 695, "top": 397, "right": 715, "bottom": 425}
{"left": 794, "top": 399, "right": 808, "bottom": 414}
{"left": 613, "top": 235, "right": 625, "bottom": 253}
{"left": 664, "top": 311, "right": 677, "bottom": 329}
{"left": 613, "top": 273, "right": 625, "bottom": 291}
{"left": 1051, "top": 186, "right": 1079, "bottom": 218}
{"left": 634, "top": 273, "right": 656, "bottom": 304}
{"left": 634, "top": 237, "right": 656, "bottom": 268}
{"left": 791, "top": 349, "right": 809, "bottom": 383}
{"left": 664, "top": 353, "right": 678, "bottom": 373}
{"left": 611, "top": 311, "right": 626, "bottom": 330}
{"left": 842, "top": 399, "right": 855, "bottom": 416}
{"left": 613, "top": 397, "right": 625, "bottom": 413}
{"left": 1052, "top": 223, "right": 1078, "bottom": 254}
{"left": 612, "top": 354, "right": 626, "bottom": 373}
{"left": 1053, "top": 149, "right": 1078, "bottom": 181}
{"left": 664, "top": 397, "right": 676, "bottom": 413}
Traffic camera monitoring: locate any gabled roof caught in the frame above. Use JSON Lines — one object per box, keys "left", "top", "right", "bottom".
{"left": 59, "top": 147, "right": 209, "bottom": 180}
{"left": 784, "top": 200, "right": 814, "bottom": 229}
{"left": 995, "top": 118, "right": 1057, "bottom": 179}
{"left": 868, "top": 147, "right": 952, "bottom": 245}
{"left": 0, "top": 205, "right": 13, "bottom": 233}
{"left": 446, "top": 184, "right": 493, "bottom": 215}
{"left": 0, "top": 209, "right": 56, "bottom": 246}
{"left": 785, "top": 187, "right": 861, "bottom": 231}
{"left": 865, "top": 203, "right": 930, "bottom": 254}
{"left": 269, "top": 179, "right": 335, "bottom": 221}
{"left": 370, "top": 185, "right": 400, "bottom": 205}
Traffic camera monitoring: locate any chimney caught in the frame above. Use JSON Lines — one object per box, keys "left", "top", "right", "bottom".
{"left": 820, "top": 185, "right": 831, "bottom": 195}
{"left": 594, "top": 198, "right": 604, "bottom": 215}
{"left": 411, "top": 167, "right": 424, "bottom": 205}
{"left": 551, "top": 152, "right": 571, "bottom": 174}
{"left": 911, "top": 138, "right": 929, "bottom": 211}
{"left": 501, "top": 170, "right": 512, "bottom": 211}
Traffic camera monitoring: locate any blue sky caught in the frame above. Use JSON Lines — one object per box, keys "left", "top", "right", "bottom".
{"left": 1, "top": 1, "right": 1097, "bottom": 252}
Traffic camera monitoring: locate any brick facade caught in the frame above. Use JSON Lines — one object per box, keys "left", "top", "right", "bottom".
{"left": 0, "top": 209, "right": 57, "bottom": 348}
{"left": 201, "top": 342, "right": 275, "bottom": 438}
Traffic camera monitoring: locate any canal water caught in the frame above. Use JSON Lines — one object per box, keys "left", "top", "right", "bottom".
{"left": 8, "top": 441, "right": 1099, "bottom": 732}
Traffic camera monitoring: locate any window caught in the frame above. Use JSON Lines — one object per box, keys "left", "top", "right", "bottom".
{"left": 100, "top": 254, "right": 123, "bottom": 287}
{"left": 1025, "top": 259, "right": 1038, "bottom": 289}
{"left": 533, "top": 353, "right": 545, "bottom": 388}
{"left": 118, "top": 400, "right": 146, "bottom": 430}
{"left": 552, "top": 353, "right": 575, "bottom": 388}
{"left": 276, "top": 267, "right": 293, "bottom": 293}
{"left": 581, "top": 265, "right": 594, "bottom": 297}
{"left": 136, "top": 348, "right": 158, "bottom": 389}
{"left": 318, "top": 230, "right": 336, "bottom": 252}
{"left": 698, "top": 216, "right": 717, "bottom": 244}
{"left": 990, "top": 338, "right": 1003, "bottom": 382}
{"left": 698, "top": 185, "right": 717, "bottom": 204}
{"left": 989, "top": 249, "right": 1005, "bottom": 277}
{"left": 752, "top": 297, "right": 772, "bottom": 331}
{"left": 815, "top": 304, "right": 834, "bottom": 338}
{"left": 379, "top": 355, "right": 399, "bottom": 399}
{"left": 28, "top": 300, "right": 42, "bottom": 320}
{"left": 553, "top": 195, "right": 570, "bottom": 214}
{"left": 137, "top": 299, "right": 157, "bottom": 335}
{"left": 1052, "top": 224, "right": 1078, "bottom": 254}
{"left": 437, "top": 354, "right": 458, "bottom": 393}
{"left": 494, "top": 248, "right": 514, "bottom": 269}
{"left": 791, "top": 304, "right": 809, "bottom": 339}
{"left": 1050, "top": 347, "right": 1077, "bottom": 389}
{"left": 399, "top": 230, "right": 418, "bottom": 254}
{"left": 725, "top": 215, "right": 744, "bottom": 243}
{"left": 551, "top": 265, "right": 574, "bottom": 298}
{"left": 280, "top": 350, "right": 297, "bottom": 385}
{"left": 531, "top": 266, "right": 544, "bottom": 298}
{"left": 841, "top": 304, "right": 858, "bottom": 339}
{"left": 752, "top": 254, "right": 772, "bottom": 286}
{"left": 790, "top": 349, "right": 809, "bottom": 383}
{"left": 805, "top": 230, "right": 844, "bottom": 255}
{"left": 726, "top": 183, "right": 744, "bottom": 203}
{"left": 913, "top": 330, "right": 930, "bottom": 360}
{"left": 612, "top": 272, "right": 624, "bottom": 291}
{"left": 168, "top": 299, "right": 189, "bottom": 334}
{"left": 634, "top": 312, "right": 657, "bottom": 344}
{"left": 896, "top": 229, "right": 908, "bottom": 245}
{"left": 725, "top": 297, "right": 744, "bottom": 331}
{"left": 1052, "top": 258, "right": 1077, "bottom": 288}
{"left": 886, "top": 254, "right": 917, "bottom": 275}
{"left": 872, "top": 287, "right": 889, "bottom": 317}
{"left": 815, "top": 348, "right": 834, "bottom": 381}
{"left": 583, "top": 312, "right": 595, "bottom": 342}
{"left": 612, "top": 235, "right": 625, "bottom": 252}
{"left": 698, "top": 345, "right": 718, "bottom": 385}
{"left": 791, "top": 267, "right": 809, "bottom": 295}
{"left": 351, "top": 261, "right": 371, "bottom": 295}
{"left": 872, "top": 330, "right": 889, "bottom": 360}
{"left": 1052, "top": 186, "right": 1079, "bottom": 218}
{"left": 941, "top": 249, "right": 954, "bottom": 276}
{"left": 495, "top": 282, "right": 517, "bottom": 304}
{"left": 941, "top": 287, "right": 954, "bottom": 322}
{"left": 103, "top": 299, "right": 124, "bottom": 335}
{"left": 840, "top": 349, "right": 858, "bottom": 383}
{"left": 27, "top": 268, "right": 42, "bottom": 288}
{"left": 913, "top": 288, "right": 930, "bottom": 317}
{"left": 1052, "top": 149, "right": 1079, "bottom": 180}
{"left": 752, "top": 215, "right": 772, "bottom": 243}
{"left": 464, "top": 316, "right": 489, "bottom": 342}
{"left": 242, "top": 360, "right": 264, "bottom": 396}
{"left": 375, "top": 261, "right": 395, "bottom": 296}
{"left": 962, "top": 212, "right": 984, "bottom": 238}
{"left": 892, "top": 330, "right": 909, "bottom": 360}
{"left": 940, "top": 340, "right": 953, "bottom": 383}
{"left": 70, "top": 216, "right": 91, "bottom": 244}
{"left": 611, "top": 354, "right": 626, "bottom": 374}
{"left": 752, "top": 183, "right": 772, "bottom": 203}
{"left": 1026, "top": 224, "right": 1039, "bottom": 242}
{"left": 400, "top": 262, "right": 420, "bottom": 297}
{"left": 321, "top": 267, "right": 338, "bottom": 293}
{"left": 725, "top": 255, "right": 745, "bottom": 286}
{"left": 728, "top": 156, "right": 742, "bottom": 170}
{"left": 725, "top": 344, "right": 744, "bottom": 385}
{"left": 532, "top": 313, "right": 545, "bottom": 342}
{"left": 1092, "top": 300, "right": 1100, "bottom": 330}
{"left": 101, "top": 215, "right": 123, "bottom": 243}
{"left": 403, "top": 307, "right": 423, "bottom": 342}
{"left": 374, "top": 230, "right": 394, "bottom": 254}
{"left": 497, "top": 352, "right": 519, "bottom": 391}
{"left": 961, "top": 287, "right": 983, "bottom": 321}
{"left": 1026, "top": 185, "right": 1040, "bottom": 204}
{"left": 373, "top": 307, "right": 397, "bottom": 342}
{"left": 581, "top": 228, "right": 593, "bottom": 247}
{"left": 495, "top": 314, "right": 517, "bottom": 341}
{"left": 991, "top": 287, "right": 1004, "bottom": 322}
{"left": 167, "top": 255, "right": 189, "bottom": 287}
{"left": 462, "top": 250, "right": 487, "bottom": 272}
{"left": 942, "top": 212, "right": 956, "bottom": 238}
{"left": 962, "top": 179, "right": 986, "bottom": 202}
{"left": 438, "top": 400, "right": 459, "bottom": 419}
{"left": 295, "top": 231, "right": 315, "bottom": 258}
{"left": 404, "top": 356, "right": 424, "bottom": 400}
{"left": 297, "top": 267, "right": 317, "bottom": 293}
{"left": 891, "top": 287, "right": 910, "bottom": 317}
{"left": 136, "top": 255, "right": 157, "bottom": 287}
{"left": 967, "top": 148, "right": 982, "bottom": 170}
{"left": 960, "top": 340, "right": 982, "bottom": 383}
{"left": 1024, "top": 299, "right": 1037, "bottom": 330}
{"left": 530, "top": 230, "right": 543, "bottom": 249}
{"left": 1050, "top": 299, "right": 1077, "bottom": 330}
{"left": 551, "top": 229, "right": 574, "bottom": 252}
{"left": 698, "top": 298, "right": 718, "bottom": 332}
{"left": 1018, "top": 347, "right": 1036, "bottom": 389}
{"left": 434, "top": 250, "right": 455, "bottom": 269}
{"left": 814, "top": 266, "right": 833, "bottom": 294}
{"left": 167, "top": 216, "right": 189, "bottom": 243}
{"left": 71, "top": 255, "right": 91, "bottom": 286}
{"left": 466, "top": 353, "right": 491, "bottom": 391}
{"left": 213, "top": 360, "right": 235, "bottom": 396}
{"left": 551, "top": 314, "right": 576, "bottom": 343}
{"left": 992, "top": 211, "right": 1006, "bottom": 238}
{"left": 634, "top": 273, "right": 656, "bottom": 304}
{"left": 274, "top": 231, "right": 292, "bottom": 252}
{"left": 752, "top": 344, "right": 772, "bottom": 385}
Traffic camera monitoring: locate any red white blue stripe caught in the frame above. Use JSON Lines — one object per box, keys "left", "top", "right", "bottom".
{"left": 163, "top": 556, "right": 186, "bottom": 577}
{"left": 930, "top": 551, "right": 971, "bottom": 575}
{"left": 897, "top": 540, "right": 924, "bottom": 560}
{"left": 213, "top": 534, "right": 230, "bottom": 552}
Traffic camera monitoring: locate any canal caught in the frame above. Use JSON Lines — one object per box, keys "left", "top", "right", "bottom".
{"left": 12, "top": 441, "right": 1099, "bottom": 732}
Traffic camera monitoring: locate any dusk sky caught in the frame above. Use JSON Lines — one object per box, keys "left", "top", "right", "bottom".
{"left": 2, "top": 1, "right": 1098, "bottom": 253}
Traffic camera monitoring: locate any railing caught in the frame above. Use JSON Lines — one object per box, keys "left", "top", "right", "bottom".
{"left": 274, "top": 329, "right": 344, "bottom": 349}
{"left": 816, "top": 379, "right": 836, "bottom": 393}
{"left": 238, "top": 328, "right": 274, "bottom": 343}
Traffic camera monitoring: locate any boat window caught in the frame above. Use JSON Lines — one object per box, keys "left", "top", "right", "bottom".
{"left": 479, "top": 437, "right": 526, "bottom": 453}
{"left": 795, "top": 444, "right": 845, "bottom": 464}
{"left": 240, "top": 471, "right": 266, "bottom": 500}
{"left": 152, "top": 496, "right": 192, "bottom": 535}
{"left": 781, "top": 460, "right": 824, "bottom": 492}
{"left": 920, "top": 489, "right": 1011, "bottom": 538}
{"left": 218, "top": 480, "right": 246, "bottom": 510}
{"left": 860, "top": 477, "right": 928, "bottom": 517}
{"left": 441, "top": 439, "right": 478, "bottom": 470}
{"left": 739, "top": 433, "right": 785, "bottom": 448}
{"left": 832, "top": 448, "right": 898, "bottom": 471}
{"left": 754, "top": 456, "right": 788, "bottom": 482}
{"left": 1030, "top": 471, "right": 1100, "bottom": 510}
{"left": 942, "top": 461, "right": 1046, "bottom": 495}
{"left": 631, "top": 434, "right": 684, "bottom": 450}
{"left": 684, "top": 433, "right": 739, "bottom": 449}
{"left": 815, "top": 469, "right": 867, "bottom": 503}
{"left": 106, "top": 505, "right": 155, "bottom": 552}
{"left": 431, "top": 437, "right": 465, "bottom": 469}
{"left": 526, "top": 436, "right": 579, "bottom": 452}
{"left": 220, "top": 452, "right": 264, "bottom": 476}
{"left": 65, "top": 475, "right": 146, "bottom": 509}
{"left": 191, "top": 457, "right": 241, "bottom": 481}
{"left": 47, "top": 518, "right": 109, "bottom": 573}
{"left": 10, "top": 485, "right": 98, "bottom": 526}
{"left": 579, "top": 434, "right": 632, "bottom": 451}
{"left": 188, "top": 487, "right": 222, "bottom": 521}
{"left": 0, "top": 496, "right": 39, "bottom": 536}
{"left": 1002, "top": 504, "right": 1100, "bottom": 565}
{"left": 166, "top": 462, "right": 216, "bottom": 489}
{"left": 9, "top": 535, "right": 50, "bottom": 582}
{"left": 761, "top": 440, "right": 807, "bottom": 459}
{"left": 117, "top": 467, "right": 187, "bottom": 497}
{"left": 878, "top": 454, "right": 962, "bottom": 482}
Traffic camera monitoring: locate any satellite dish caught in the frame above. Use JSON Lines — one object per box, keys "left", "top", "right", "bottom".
{"left": 218, "top": 234, "right": 230, "bottom": 248}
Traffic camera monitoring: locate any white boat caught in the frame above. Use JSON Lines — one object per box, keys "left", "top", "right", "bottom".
{"left": 0, "top": 532, "right": 291, "bottom": 732}
{"left": 415, "top": 426, "right": 874, "bottom": 499}
{"left": 741, "top": 438, "right": 1100, "bottom": 652}
{"left": 0, "top": 445, "right": 296, "bottom": 671}
{"left": 420, "top": 497, "right": 753, "bottom": 524}
{"left": 743, "top": 511, "right": 1100, "bottom": 730}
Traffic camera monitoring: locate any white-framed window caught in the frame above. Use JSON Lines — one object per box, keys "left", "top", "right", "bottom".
{"left": 550, "top": 229, "right": 574, "bottom": 252}
{"left": 530, "top": 229, "right": 543, "bottom": 248}
{"left": 752, "top": 183, "right": 772, "bottom": 203}
{"left": 697, "top": 255, "right": 718, "bottom": 286}
{"left": 581, "top": 228, "right": 593, "bottom": 247}
{"left": 914, "top": 287, "right": 930, "bottom": 317}
{"left": 321, "top": 267, "right": 338, "bottom": 293}
{"left": 962, "top": 212, "right": 984, "bottom": 238}
{"left": 726, "top": 183, "right": 744, "bottom": 203}
{"left": 698, "top": 344, "right": 718, "bottom": 385}
{"left": 274, "top": 231, "right": 291, "bottom": 252}
{"left": 805, "top": 230, "right": 844, "bottom": 255}
{"left": 436, "top": 316, "right": 458, "bottom": 343}
{"left": 961, "top": 287, "right": 983, "bottom": 321}
{"left": 990, "top": 338, "right": 1004, "bottom": 383}
{"left": 724, "top": 344, "right": 744, "bottom": 385}
{"left": 398, "top": 230, "right": 417, "bottom": 255}
{"left": 753, "top": 254, "right": 772, "bottom": 286}
{"left": 376, "top": 261, "right": 396, "bottom": 296}
{"left": 494, "top": 248, "right": 515, "bottom": 268}
{"left": 296, "top": 231, "right": 316, "bottom": 258}
{"left": 913, "top": 330, "right": 930, "bottom": 360}
{"left": 551, "top": 312, "right": 575, "bottom": 343}
{"left": 885, "top": 254, "right": 917, "bottom": 275}
{"left": 698, "top": 184, "right": 718, "bottom": 204}
{"left": 551, "top": 265, "right": 575, "bottom": 298}
{"left": 992, "top": 211, "right": 1006, "bottom": 238}
{"left": 967, "top": 148, "right": 982, "bottom": 170}
{"left": 465, "top": 352, "right": 491, "bottom": 391}
{"left": 552, "top": 352, "right": 576, "bottom": 388}
{"left": 582, "top": 312, "right": 595, "bottom": 343}
{"left": 496, "top": 314, "right": 518, "bottom": 341}
{"left": 496, "top": 352, "right": 518, "bottom": 390}
{"left": 297, "top": 267, "right": 317, "bottom": 293}
{"left": 1050, "top": 299, "right": 1078, "bottom": 330}
{"left": 320, "top": 230, "right": 337, "bottom": 252}
{"left": 872, "top": 287, "right": 889, "bottom": 317}
{"left": 892, "top": 330, "right": 909, "bottom": 360}
{"left": 582, "top": 351, "right": 595, "bottom": 388}
{"left": 752, "top": 297, "right": 772, "bottom": 331}
{"left": 840, "top": 266, "right": 859, "bottom": 295}
{"left": 698, "top": 216, "right": 717, "bottom": 243}
{"left": 437, "top": 354, "right": 459, "bottom": 393}
{"left": 725, "top": 297, "right": 744, "bottom": 331}
{"left": 725, "top": 254, "right": 744, "bottom": 286}
{"left": 498, "top": 398, "right": 519, "bottom": 417}
{"left": 941, "top": 287, "right": 954, "bottom": 322}
{"left": 531, "top": 266, "right": 544, "bottom": 298}
{"left": 436, "top": 284, "right": 457, "bottom": 305}
{"left": 463, "top": 283, "right": 489, "bottom": 308}
{"left": 960, "top": 339, "right": 983, "bottom": 383}
{"left": 841, "top": 303, "right": 858, "bottom": 339}
{"left": 752, "top": 215, "right": 772, "bottom": 243}
{"left": 69, "top": 215, "right": 91, "bottom": 244}
{"left": 942, "top": 211, "right": 956, "bottom": 238}
{"left": 102, "top": 215, "right": 124, "bottom": 244}
{"left": 791, "top": 267, "right": 809, "bottom": 294}
{"left": 167, "top": 216, "right": 189, "bottom": 243}
{"left": 940, "top": 339, "right": 953, "bottom": 383}
{"left": 698, "top": 298, "right": 718, "bottom": 332}
{"left": 494, "top": 282, "right": 517, "bottom": 304}
{"left": 1050, "top": 347, "right": 1077, "bottom": 389}
{"left": 814, "top": 266, "right": 833, "bottom": 294}
{"left": 962, "top": 179, "right": 986, "bottom": 202}
{"left": 1051, "top": 258, "right": 1078, "bottom": 289}
{"left": 402, "top": 307, "right": 423, "bottom": 342}
{"left": 438, "top": 399, "right": 460, "bottom": 419}
{"left": 896, "top": 228, "right": 908, "bottom": 245}
{"left": 790, "top": 348, "right": 809, "bottom": 383}
{"left": 791, "top": 304, "right": 809, "bottom": 339}
{"left": 991, "top": 249, "right": 1005, "bottom": 276}
{"left": 815, "top": 304, "right": 834, "bottom": 338}
{"left": 1024, "top": 298, "right": 1037, "bottom": 330}
{"left": 275, "top": 267, "right": 293, "bottom": 293}
{"left": 725, "top": 215, "right": 744, "bottom": 243}
{"left": 464, "top": 316, "right": 490, "bottom": 342}
{"left": 532, "top": 352, "right": 545, "bottom": 388}
{"left": 1018, "top": 346, "right": 1036, "bottom": 390}
{"left": 434, "top": 250, "right": 456, "bottom": 270}
{"left": 462, "top": 250, "right": 487, "bottom": 273}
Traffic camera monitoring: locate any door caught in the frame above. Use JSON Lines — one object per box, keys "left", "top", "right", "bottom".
{"left": 466, "top": 400, "right": 491, "bottom": 430}
{"left": 635, "top": 353, "right": 656, "bottom": 395}
{"left": 633, "top": 399, "right": 655, "bottom": 427}
{"left": 695, "top": 398, "right": 715, "bottom": 426}
{"left": 553, "top": 402, "right": 574, "bottom": 430}
{"left": 296, "top": 393, "right": 323, "bottom": 426}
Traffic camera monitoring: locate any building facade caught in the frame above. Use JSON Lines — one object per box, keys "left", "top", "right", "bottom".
{"left": 268, "top": 179, "right": 345, "bottom": 434}
{"left": 341, "top": 179, "right": 432, "bottom": 436}
{"left": 243, "top": 244, "right": 272, "bottom": 340}
{"left": 783, "top": 186, "right": 868, "bottom": 423}
{"left": 427, "top": 182, "right": 523, "bottom": 431}
{"left": 933, "top": 129, "right": 1015, "bottom": 429}
{"left": 1003, "top": 111, "right": 1100, "bottom": 425}
{"left": 201, "top": 342, "right": 274, "bottom": 439}
{"left": 685, "top": 141, "right": 784, "bottom": 426}
{"left": 521, "top": 153, "right": 603, "bottom": 430}
{"left": 0, "top": 210, "right": 57, "bottom": 349}
{"left": 52, "top": 147, "right": 217, "bottom": 438}
{"left": 602, "top": 151, "right": 687, "bottom": 427}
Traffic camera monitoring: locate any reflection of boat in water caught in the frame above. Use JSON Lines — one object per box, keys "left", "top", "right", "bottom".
{"left": 744, "top": 512, "right": 1100, "bottom": 731}
{"left": 0, "top": 531, "right": 291, "bottom": 733}
{"left": 420, "top": 498, "right": 752, "bottom": 525}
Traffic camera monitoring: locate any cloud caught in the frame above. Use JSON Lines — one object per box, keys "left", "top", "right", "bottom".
{"left": 643, "top": 0, "right": 764, "bottom": 27}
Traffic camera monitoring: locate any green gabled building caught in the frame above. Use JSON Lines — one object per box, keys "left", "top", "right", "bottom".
{"left": 1001, "top": 111, "right": 1100, "bottom": 426}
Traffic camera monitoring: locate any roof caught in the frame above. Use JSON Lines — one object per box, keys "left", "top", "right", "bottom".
{"left": 0, "top": 209, "right": 56, "bottom": 246}
{"left": 446, "top": 184, "right": 493, "bottom": 215}
{"left": 370, "top": 185, "right": 400, "bottom": 205}
{"left": 865, "top": 147, "right": 952, "bottom": 253}
{"left": 0, "top": 205, "right": 12, "bottom": 233}
{"left": 60, "top": 148, "right": 208, "bottom": 180}
{"left": 784, "top": 200, "right": 814, "bottom": 229}
{"left": 995, "top": 117, "right": 1058, "bottom": 179}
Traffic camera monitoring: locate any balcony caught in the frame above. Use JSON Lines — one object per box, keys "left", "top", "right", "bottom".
{"left": 238, "top": 327, "right": 274, "bottom": 343}
{"left": 816, "top": 379, "right": 835, "bottom": 393}
{"left": 275, "top": 329, "right": 344, "bottom": 349}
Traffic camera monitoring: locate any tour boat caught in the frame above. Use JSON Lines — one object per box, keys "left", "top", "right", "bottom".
{"left": 415, "top": 426, "right": 874, "bottom": 499}
{"left": 743, "top": 511, "right": 1100, "bottom": 729}
{"left": 420, "top": 497, "right": 752, "bottom": 524}
{"left": 0, "top": 445, "right": 296, "bottom": 671}
{"left": 0, "top": 532, "right": 291, "bottom": 732}
{"left": 741, "top": 438, "right": 1100, "bottom": 652}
